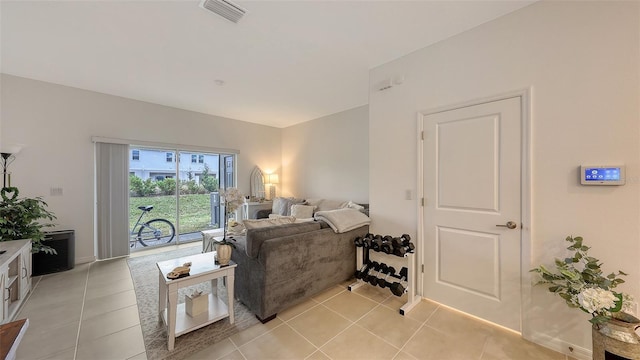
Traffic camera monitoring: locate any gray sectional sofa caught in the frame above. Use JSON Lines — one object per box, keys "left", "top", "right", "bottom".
{"left": 230, "top": 220, "right": 369, "bottom": 322}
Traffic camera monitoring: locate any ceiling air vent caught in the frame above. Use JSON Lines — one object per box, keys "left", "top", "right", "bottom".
{"left": 199, "top": 0, "right": 246, "bottom": 23}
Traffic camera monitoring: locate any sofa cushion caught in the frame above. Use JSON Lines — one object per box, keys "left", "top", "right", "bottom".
{"left": 244, "top": 216, "right": 295, "bottom": 230}
{"left": 272, "top": 197, "right": 305, "bottom": 216}
{"left": 304, "top": 198, "right": 347, "bottom": 212}
{"left": 245, "top": 222, "right": 321, "bottom": 258}
{"left": 291, "top": 204, "right": 315, "bottom": 219}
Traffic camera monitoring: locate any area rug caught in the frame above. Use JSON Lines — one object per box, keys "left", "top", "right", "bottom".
{"left": 127, "top": 246, "right": 259, "bottom": 360}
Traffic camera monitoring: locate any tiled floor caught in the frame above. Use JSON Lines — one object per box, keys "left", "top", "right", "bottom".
{"left": 15, "top": 244, "right": 573, "bottom": 359}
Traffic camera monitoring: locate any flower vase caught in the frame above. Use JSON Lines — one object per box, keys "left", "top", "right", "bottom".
{"left": 592, "top": 313, "right": 640, "bottom": 360}
{"left": 216, "top": 244, "right": 232, "bottom": 266}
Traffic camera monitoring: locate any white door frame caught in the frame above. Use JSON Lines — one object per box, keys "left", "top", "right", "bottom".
{"left": 416, "top": 88, "right": 532, "bottom": 337}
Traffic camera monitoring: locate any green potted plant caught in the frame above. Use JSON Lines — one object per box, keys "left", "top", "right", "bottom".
{"left": 531, "top": 235, "right": 638, "bottom": 359}
{"left": 0, "top": 187, "right": 56, "bottom": 254}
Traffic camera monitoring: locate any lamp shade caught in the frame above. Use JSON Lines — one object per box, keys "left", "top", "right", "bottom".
{"left": 267, "top": 174, "right": 279, "bottom": 184}
{"left": 0, "top": 144, "right": 23, "bottom": 155}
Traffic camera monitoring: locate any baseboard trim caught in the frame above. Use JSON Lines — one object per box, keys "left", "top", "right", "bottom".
{"left": 75, "top": 256, "right": 95, "bottom": 265}
{"left": 529, "top": 331, "right": 591, "bottom": 360}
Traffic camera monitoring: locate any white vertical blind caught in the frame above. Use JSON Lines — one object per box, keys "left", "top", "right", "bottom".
{"left": 96, "top": 142, "right": 130, "bottom": 259}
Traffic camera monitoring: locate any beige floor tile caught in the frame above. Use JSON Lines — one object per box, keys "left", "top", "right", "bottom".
{"left": 238, "top": 324, "right": 316, "bottom": 360}
{"left": 89, "top": 258, "right": 129, "bottom": 272}
{"left": 20, "top": 283, "right": 85, "bottom": 311}
{"left": 217, "top": 350, "right": 246, "bottom": 360}
{"left": 306, "top": 350, "right": 332, "bottom": 360}
{"left": 393, "top": 351, "right": 419, "bottom": 360}
{"left": 312, "top": 285, "right": 346, "bottom": 303}
{"left": 184, "top": 338, "right": 237, "bottom": 360}
{"left": 277, "top": 297, "right": 320, "bottom": 322}
{"left": 481, "top": 328, "right": 566, "bottom": 360}
{"left": 229, "top": 317, "right": 284, "bottom": 347}
{"left": 39, "top": 346, "right": 76, "bottom": 360}
{"left": 75, "top": 325, "right": 145, "bottom": 360}
{"left": 392, "top": 299, "right": 439, "bottom": 323}
{"left": 18, "top": 300, "right": 82, "bottom": 334}
{"left": 16, "top": 321, "right": 80, "bottom": 359}
{"left": 352, "top": 283, "right": 392, "bottom": 303}
{"left": 323, "top": 290, "right": 378, "bottom": 322}
{"left": 356, "top": 305, "right": 422, "bottom": 348}
{"left": 320, "top": 323, "right": 399, "bottom": 360}
{"left": 82, "top": 288, "right": 137, "bottom": 320}
{"left": 402, "top": 325, "right": 484, "bottom": 360}
{"left": 88, "top": 266, "right": 133, "bottom": 285}
{"left": 84, "top": 277, "right": 134, "bottom": 300}
{"left": 288, "top": 304, "right": 352, "bottom": 347}
{"left": 34, "top": 270, "right": 88, "bottom": 292}
{"left": 425, "top": 306, "right": 495, "bottom": 351}
{"left": 78, "top": 304, "right": 141, "bottom": 343}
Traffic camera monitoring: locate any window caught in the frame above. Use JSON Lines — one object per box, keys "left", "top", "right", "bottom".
{"left": 191, "top": 155, "right": 197, "bottom": 163}
{"left": 132, "top": 149, "right": 140, "bottom": 161}
{"left": 198, "top": 155, "right": 204, "bottom": 163}
{"left": 166, "top": 153, "right": 173, "bottom": 162}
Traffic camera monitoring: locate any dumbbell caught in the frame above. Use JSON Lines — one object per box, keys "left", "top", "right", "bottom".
{"left": 389, "top": 267, "right": 409, "bottom": 297}
{"left": 370, "top": 235, "right": 385, "bottom": 252}
{"left": 366, "top": 262, "right": 385, "bottom": 285}
{"left": 362, "top": 236, "right": 374, "bottom": 249}
{"left": 379, "top": 236, "right": 394, "bottom": 254}
{"left": 393, "top": 243, "right": 416, "bottom": 257}
{"left": 376, "top": 266, "right": 396, "bottom": 288}
{"left": 361, "top": 261, "right": 380, "bottom": 282}
{"left": 354, "top": 236, "right": 365, "bottom": 247}
{"left": 354, "top": 261, "right": 372, "bottom": 279}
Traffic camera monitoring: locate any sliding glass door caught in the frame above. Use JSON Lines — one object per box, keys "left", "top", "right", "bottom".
{"left": 177, "top": 152, "right": 220, "bottom": 243}
{"left": 128, "top": 146, "right": 235, "bottom": 250}
{"left": 129, "top": 148, "right": 178, "bottom": 249}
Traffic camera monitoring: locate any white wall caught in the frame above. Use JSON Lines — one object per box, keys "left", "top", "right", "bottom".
{"left": 369, "top": 0, "right": 639, "bottom": 356}
{"left": 282, "top": 105, "right": 368, "bottom": 203}
{"left": 1, "top": 74, "right": 282, "bottom": 263}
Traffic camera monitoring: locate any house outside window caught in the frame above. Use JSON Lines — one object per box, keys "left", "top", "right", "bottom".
{"left": 191, "top": 154, "right": 197, "bottom": 163}
{"left": 198, "top": 155, "right": 204, "bottom": 163}
{"left": 132, "top": 149, "right": 140, "bottom": 161}
{"left": 166, "top": 153, "right": 173, "bottom": 162}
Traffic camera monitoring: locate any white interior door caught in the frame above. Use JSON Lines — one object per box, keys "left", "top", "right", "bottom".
{"left": 422, "top": 97, "right": 522, "bottom": 331}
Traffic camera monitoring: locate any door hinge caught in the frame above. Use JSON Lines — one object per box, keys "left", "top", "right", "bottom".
{"left": 421, "top": 264, "right": 424, "bottom": 273}
{"left": 421, "top": 131, "right": 424, "bottom": 140}
{"left": 421, "top": 198, "right": 425, "bottom": 206}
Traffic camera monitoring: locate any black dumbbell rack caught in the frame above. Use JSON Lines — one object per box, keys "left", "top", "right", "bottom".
{"left": 348, "top": 233, "right": 421, "bottom": 316}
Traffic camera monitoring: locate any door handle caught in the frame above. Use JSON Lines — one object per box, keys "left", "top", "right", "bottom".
{"left": 496, "top": 221, "right": 518, "bottom": 229}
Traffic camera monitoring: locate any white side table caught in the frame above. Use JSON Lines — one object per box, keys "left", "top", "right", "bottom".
{"left": 242, "top": 201, "right": 272, "bottom": 220}
{"left": 157, "top": 252, "right": 236, "bottom": 351}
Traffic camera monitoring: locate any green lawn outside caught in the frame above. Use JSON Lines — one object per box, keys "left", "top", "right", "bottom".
{"left": 129, "top": 194, "right": 218, "bottom": 235}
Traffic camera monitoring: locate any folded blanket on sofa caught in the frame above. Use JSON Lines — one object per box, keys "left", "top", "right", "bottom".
{"left": 314, "top": 208, "right": 371, "bottom": 233}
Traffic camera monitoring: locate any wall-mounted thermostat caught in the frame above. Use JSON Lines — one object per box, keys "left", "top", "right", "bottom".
{"left": 580, "top": 165, "right": 625, "bottom": 185}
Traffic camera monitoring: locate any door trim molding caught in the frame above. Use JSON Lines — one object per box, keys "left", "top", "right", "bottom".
{"left": 416, "top": 88, "right": 532, "bottom": 336}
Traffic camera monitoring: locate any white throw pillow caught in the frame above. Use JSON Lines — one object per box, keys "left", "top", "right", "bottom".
{"left": 291, "top": 204, "right": 315, "bottom": 219}
{"left": 243, "top": 216, "right": 295, "bottom": 229}
{"left": 271, "top": 197, "right": 305, "bottom": 216}
{"left": 343, "top": 200, "right": 364, "bottom": 211}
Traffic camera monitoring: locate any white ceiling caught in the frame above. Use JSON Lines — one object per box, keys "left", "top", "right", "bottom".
{"left": 1, "top": 0, "right": 534, "bottom": 128}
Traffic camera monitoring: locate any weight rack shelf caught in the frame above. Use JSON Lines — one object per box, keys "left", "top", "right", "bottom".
{"left": 348, "top": 239, "right": 421, "bottom": 316}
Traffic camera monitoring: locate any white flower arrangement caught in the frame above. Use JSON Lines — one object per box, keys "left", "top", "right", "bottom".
{"left": 531, "top": 236, "right": 633, "bottom": 325}
{"left": 220, "top": 187, "right": 243, "bottom": 213}
{"left": 218, "top": 187, "right": 244, "bottom": 245}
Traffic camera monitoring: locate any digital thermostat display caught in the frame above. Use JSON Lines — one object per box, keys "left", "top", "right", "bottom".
{"left": 580, "top": 166, "right": 625, "bottom": 185}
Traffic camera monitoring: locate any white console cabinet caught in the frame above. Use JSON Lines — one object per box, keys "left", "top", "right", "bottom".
{"left": 0, "top": 240, "right": 32, "bottom": 324}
